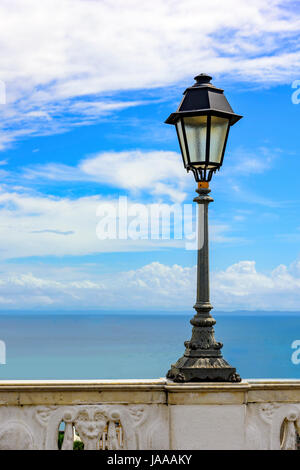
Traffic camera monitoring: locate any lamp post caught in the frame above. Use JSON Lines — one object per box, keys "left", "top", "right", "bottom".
{"left": 165, "top": 73, "right": 242, "bottom": 382}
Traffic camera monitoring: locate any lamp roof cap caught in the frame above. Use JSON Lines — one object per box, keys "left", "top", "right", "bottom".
{"left": 165, "top": 73, "right": 243, "bottom": 125}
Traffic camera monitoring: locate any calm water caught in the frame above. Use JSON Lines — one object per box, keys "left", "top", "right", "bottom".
{"left": 0, "top": 313, "right": 299, "bottom": 380}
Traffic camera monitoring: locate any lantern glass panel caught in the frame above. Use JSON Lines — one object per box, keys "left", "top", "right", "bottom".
{"left": 176, "top": 120, "right": 188, "bottom": 167}
{"left": 209, "top": 116, "right": 229, "bottom": 164}
{"left": 183, "top": 116, "right": 207, "bottom": 165}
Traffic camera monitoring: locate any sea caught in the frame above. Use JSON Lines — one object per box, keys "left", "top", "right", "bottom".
{"left": 0, "top": 312, "right": 299, "bottom": 380}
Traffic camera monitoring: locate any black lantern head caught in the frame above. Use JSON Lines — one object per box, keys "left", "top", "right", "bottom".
{"left": 165, "top": 73, "right": 242, "bottom": 182}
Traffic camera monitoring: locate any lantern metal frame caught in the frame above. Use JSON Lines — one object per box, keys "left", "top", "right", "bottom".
{"left": 166, "top": 74, "right": 242, "bottom": 182}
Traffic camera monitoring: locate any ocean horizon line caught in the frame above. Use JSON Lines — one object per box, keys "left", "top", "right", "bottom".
{"left": 0, "top": 309, "right": 299, "bottom": 316}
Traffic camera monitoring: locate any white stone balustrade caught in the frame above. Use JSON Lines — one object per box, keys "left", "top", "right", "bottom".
{"left": 0, "top": 379, "right": 299, "bottom": 450}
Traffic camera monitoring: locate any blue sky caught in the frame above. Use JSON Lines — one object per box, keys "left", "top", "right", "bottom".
{"left": 0, "top": 0, "right": 299, "bottom": 311}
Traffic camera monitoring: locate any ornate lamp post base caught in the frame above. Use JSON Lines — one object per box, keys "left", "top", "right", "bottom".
{"left": 167, "top": 307, "right": 241, "bottom": 383}
{"left": 167, "top": 357, "right": 240, "bottom": 383}
{"left": 167, "top": 355, "right": 241, "bottom": 382}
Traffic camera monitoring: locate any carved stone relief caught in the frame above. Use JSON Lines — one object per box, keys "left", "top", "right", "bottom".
{"left": 246, "top": 403, "right": 300, "bottom": 450}
{"left": 0, "top": 404, "right": 168, "bottom": 450}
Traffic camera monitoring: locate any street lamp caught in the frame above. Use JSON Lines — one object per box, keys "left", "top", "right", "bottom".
{"left": 165, "top": 73, "right": 242, "bottom": 382}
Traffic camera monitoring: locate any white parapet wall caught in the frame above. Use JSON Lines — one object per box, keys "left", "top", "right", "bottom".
{"left": 0, "top": 379, "right": 299, "bottom": 450}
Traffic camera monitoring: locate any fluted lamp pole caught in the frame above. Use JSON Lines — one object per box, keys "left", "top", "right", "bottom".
{"left": 165, "top": 74, "right": 242, "bottom": 382}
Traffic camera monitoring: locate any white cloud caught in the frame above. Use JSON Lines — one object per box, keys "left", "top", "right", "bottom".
{"left": 0, "top": 259, "right": 300, "bottom": 310}
{"left": 212, "top": 260, "right": 300, "bottom": 310}
{"left": 223, "top": 146, "right": 277, "bottom": 176}
{"left": 0, "top": 0, "right": 299, "bottom": 147}
{"left": 21, "top": 144, "right": 283, "bottom": 204}
{"left": 0, "top": 187, "right": 238, "bottom": 259}
{"left": 23, "top": 150, "right": 189, "bottom": 202}
{"left": 80, "top": 151, "right": 185, "bottom": 195}
{"left": 212, "top": 146, "right": 286, "bottom": 207}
